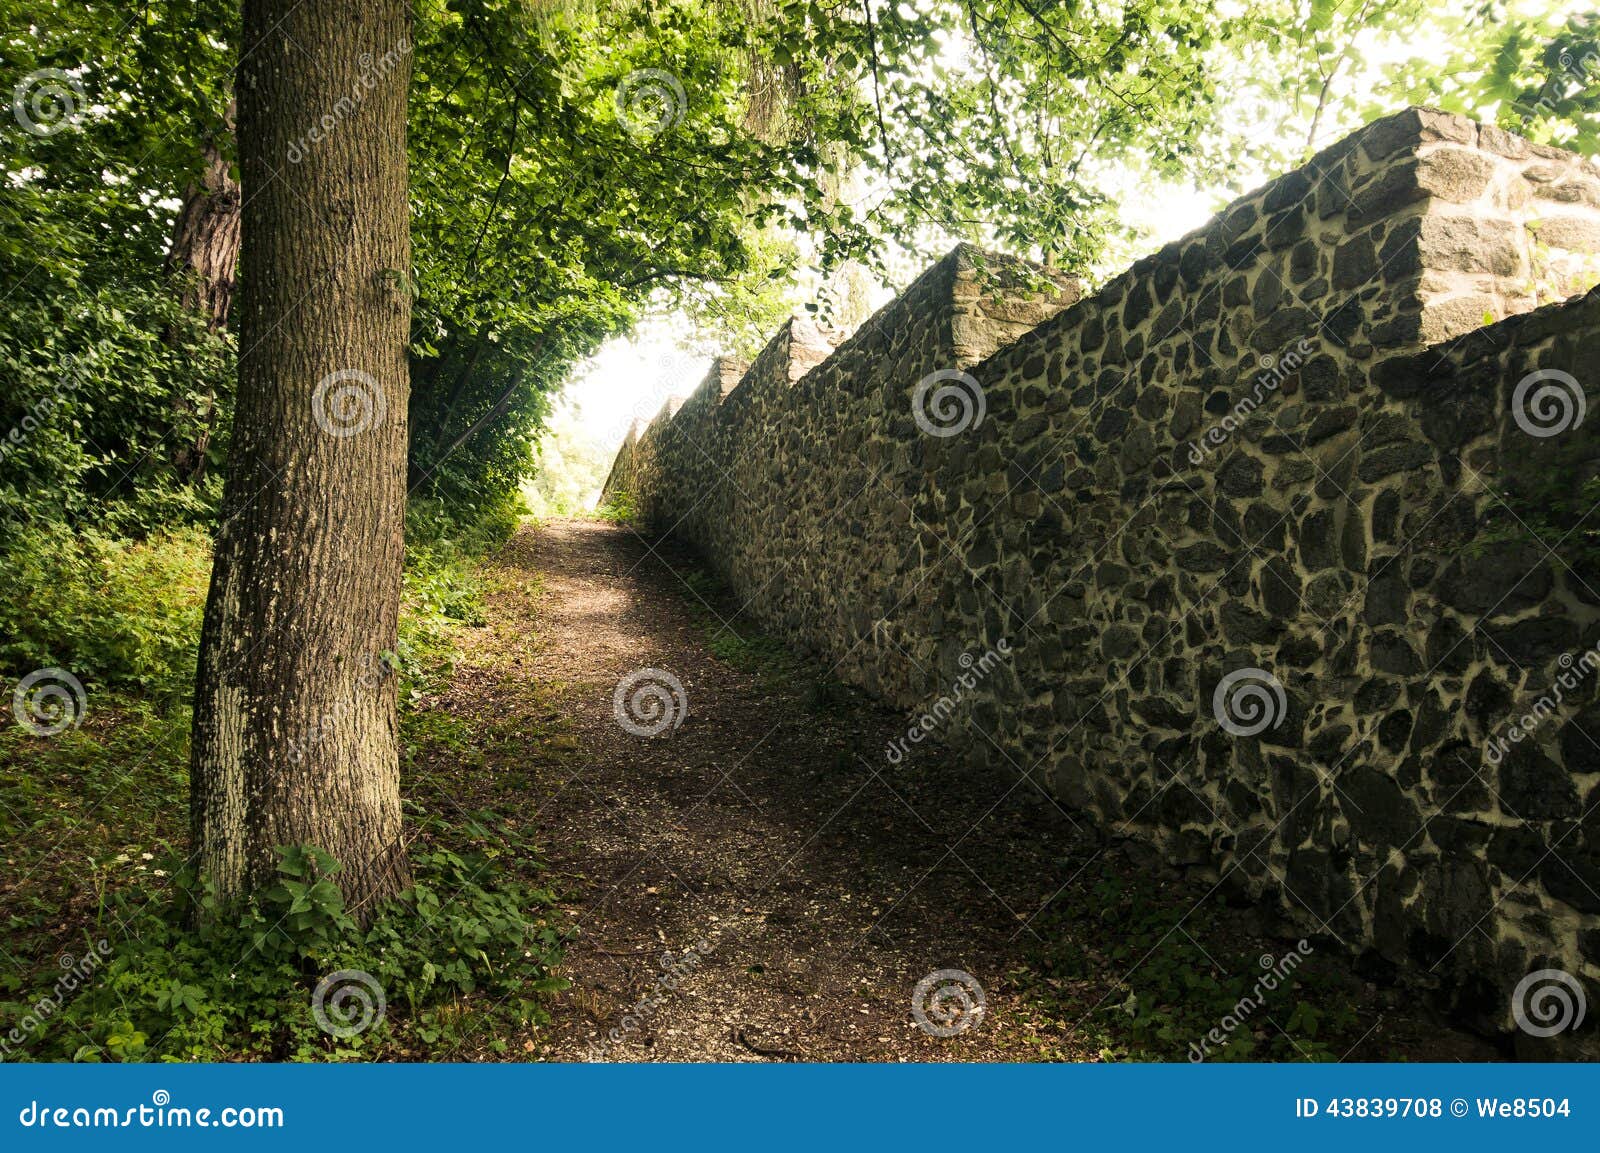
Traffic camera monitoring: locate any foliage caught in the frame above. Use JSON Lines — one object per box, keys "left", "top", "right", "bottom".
{"left": 5, "top": 825, "right": 564, "bottom": 1062}
{"left": 593, "top": 491, "right": 638, "bottom": 525}
{"left": 0, "top": 525, "right": 211, "bottom": 703}
{"left": 1477, "top": 432, "right": 1600, "bottom": 588}
{"left": 1015, "top": 861, "right": 1363, "bottom": 1062}
{"left": 523, "top": 409, "right": 612, "bottom": 517}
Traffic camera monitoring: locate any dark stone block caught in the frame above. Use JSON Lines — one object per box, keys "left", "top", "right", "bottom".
{"left": 1217, "top": 453, "right": 1265, "bottom": 497}
{"left": 1541, "top": 848, "right": 1600, "bottom": 913}
{"left": 1123, "top": 279, "right": 1153, "bottom": 328}
{"left": 1429, "top": 739, "right": 1491, "bottom": 811}
{"left": 1372, "top": 488, "right": 1401, "bottom": 542}
{"left": 1356, "top": 677, "right": 1400, "bottom": 712}
{"left": 1298, "top": 508, "right": 1338, "bottom": 570}
{"left": 1435, "top": 542, "right": 1551, "bottom": 615}
{"left": 1560, "top": 704, "right": 1600, "bottom": 775}
{"left": 1250, "top": 307, "right": 1316, "bottom": 352}
{"left": 1378, "top": 708, "right": 1414, "bottom": 751}
{"left": 1464, "top": 668, "right": 1512, "bottom": 726}
{"left": 1370, "top": 630, "right": 1421, "bottom": 674}
{"left": 1425, "top": 613, "right": 1472, "bottom": 674}
{"left": 1261, "top": 555, "right": 1302, "bottom": 618}
{"left": 1358, "top": 440, "right": 1432, "bottom": 482}
{"left": 1333, "top": 232, "right": 1379, "bottom": 289}
{"left": 1305, "top": 405, "right": 1357, "bottom": 444}
{"left": 1341, "top": 764, "right": 1423, "bottom": 847}
{"left": 1177, "top": 542, "right": 1229, "bottom": 572}
{"left": 1499, "top": 741, "right": 1578, "bottom": 820}
{"left": 1489, "top": 824, "right": 1547, "bottom": 875}
{"left": 1221, "top": 600, "right": 1282, "bottom": 644}
{"left": 1486, "top": 616, "right": 1576, "bottom": 666}
{"left": 1364, "top": 568, "right": 1409, "bottom": 627}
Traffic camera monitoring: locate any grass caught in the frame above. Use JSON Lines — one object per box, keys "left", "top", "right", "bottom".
{"left": 670, "top": 565, "right": 859, "bottom": 712}
{"left": 0, "top": 509, "right": 571, "bottom": 1062}
{"left": 1009, "top": 858, "right": 1375, "bottom": 1062}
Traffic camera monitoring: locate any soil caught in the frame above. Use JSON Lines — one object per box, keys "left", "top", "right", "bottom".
{"left": 439, "top": 517, "right": 1502, "bottom": 1063}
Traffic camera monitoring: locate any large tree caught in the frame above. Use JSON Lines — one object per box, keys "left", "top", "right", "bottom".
{"left": 189, "top": 0, "right": 414, "bottom": 914}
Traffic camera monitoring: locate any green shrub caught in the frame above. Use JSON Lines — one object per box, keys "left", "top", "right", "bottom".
{"left": 593, "top": 490, "right": 636, "bottom": 524}
{"left": 5, "top": 820, "right": 565, "bottom": 1062}
{"left": 0, "top": 525, "right": 210, "bottom": 703}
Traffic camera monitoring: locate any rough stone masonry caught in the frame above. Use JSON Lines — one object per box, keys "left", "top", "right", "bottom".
{"left": 603, "top": 108, "right": 1600, "bottom": 1052}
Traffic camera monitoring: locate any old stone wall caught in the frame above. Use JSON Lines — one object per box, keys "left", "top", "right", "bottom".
{"left": 600, "top": 108, "right": 1600, "bottom": 1045}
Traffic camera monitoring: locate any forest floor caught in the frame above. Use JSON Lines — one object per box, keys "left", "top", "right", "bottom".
{"left": 426, "top": 517, "right": 1502, "bottom": 1063}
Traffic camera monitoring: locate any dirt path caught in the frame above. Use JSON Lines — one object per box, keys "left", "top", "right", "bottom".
{"left": 441, "top": 517, "right": 1496, "bottom": 1063}
{"left": 461, "top": 517, "right": 1091, "bottom": 1061}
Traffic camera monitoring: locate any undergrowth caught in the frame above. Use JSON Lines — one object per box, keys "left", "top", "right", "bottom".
{"left": 673, "top": 566, "right": 857, "bottom": 712}
{"left": 1013, "top": 859, "right": 1365, "bottom": 1063}
{"left": 0, "top": 494, "right": 567, "bottom": 1062}
{"left": 3, "top": 818, "right": 563, "bottom": 1062}
{"left": 592, "top": 490, "right": 636, "bottom": 524}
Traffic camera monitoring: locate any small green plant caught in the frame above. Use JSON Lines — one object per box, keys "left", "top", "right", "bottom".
{"left": 593, "top": 491, "right": 636, "bottom": 524}
{"left": 6, "top": 817, "right": 565, "bottom": 1062}
{"left": 1015, "top": 860, "right": 1362, "bottom": 1063}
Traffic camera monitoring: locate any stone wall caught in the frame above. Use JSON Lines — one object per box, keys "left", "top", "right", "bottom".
{"left": 600, "top": 108, "right": 1600, "bottom": 1046}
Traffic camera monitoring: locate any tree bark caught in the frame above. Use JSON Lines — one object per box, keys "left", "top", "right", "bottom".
{"left": 165, "top": 105, "right": 241, "bottom": 481}
{"left": 190, "top": 0, "right": 413, "bottom": 918}
{"left": 165, "top": 107, "right": 241, "bottom": 333}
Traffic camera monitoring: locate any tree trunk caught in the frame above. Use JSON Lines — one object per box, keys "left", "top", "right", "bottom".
{"left": 165, "top": 109, "right": 241, "bottom": 333}
{"left": 190, "top": 0, "right": 413, "bottom": 918}
{"left": 165, "top": 106, "right": 241, "bottom": 481}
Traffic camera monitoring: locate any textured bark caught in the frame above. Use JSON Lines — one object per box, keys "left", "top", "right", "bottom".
{"left": 190, "top": 0, "right": 413, "bottom": 917}
{"left": 165, "top": 110, "right": 241, "bottom": 333}
{"left": 165, "top": 107, "right": 241, "bottom": 480}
